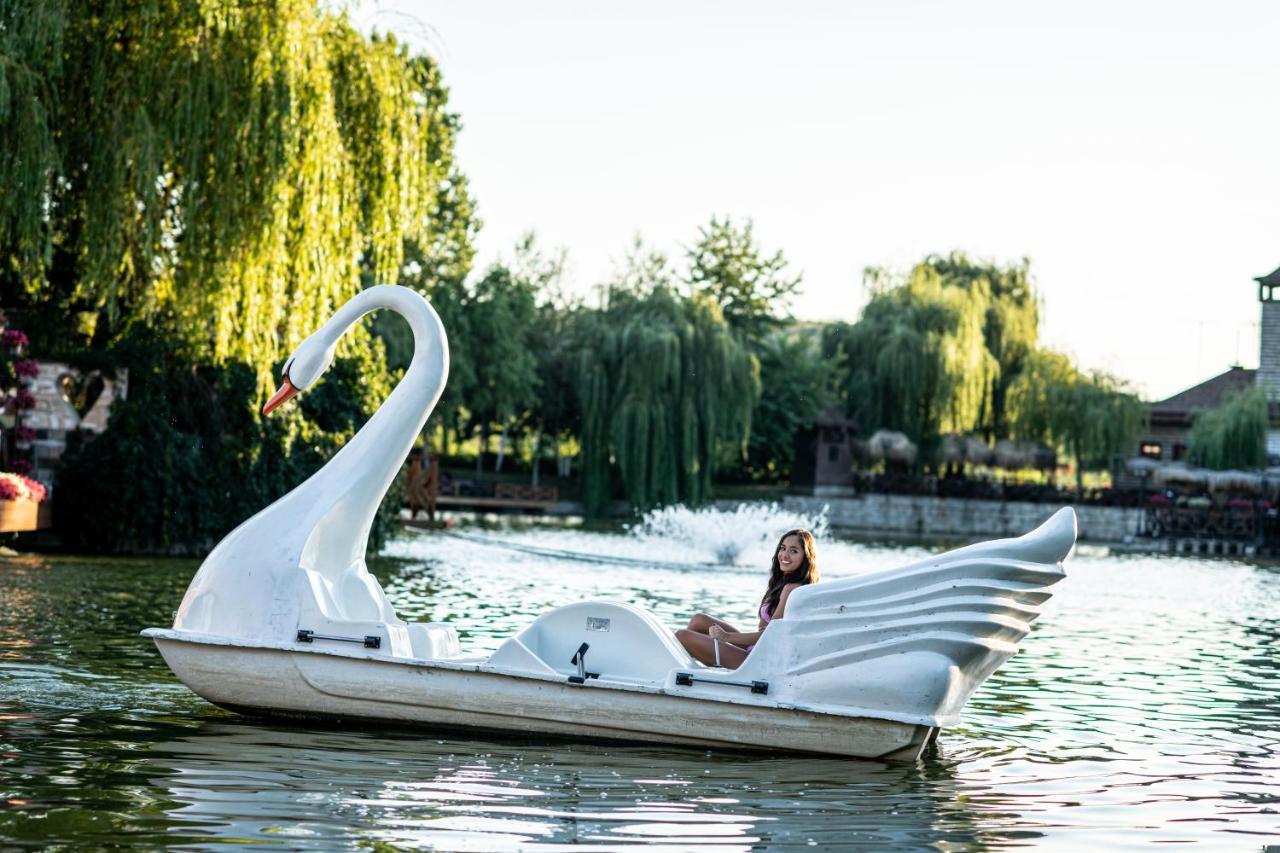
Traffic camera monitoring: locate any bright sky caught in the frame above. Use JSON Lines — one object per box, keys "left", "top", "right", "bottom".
{"left": 352, "top": 0, "right": 1280, "bottom": 401}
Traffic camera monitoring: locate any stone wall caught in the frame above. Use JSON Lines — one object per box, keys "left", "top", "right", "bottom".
{"left": 783, "top": 493, "right": 1141, "bottom": 543}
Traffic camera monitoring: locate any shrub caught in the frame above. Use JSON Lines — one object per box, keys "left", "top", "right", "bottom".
{"left": 55, "top": 331, "right": 402, "bottom": 556}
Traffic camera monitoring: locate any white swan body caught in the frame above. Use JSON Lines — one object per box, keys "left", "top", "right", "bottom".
{"left": 172, "top": 285, "right": 453, "bottom": 658}
{"left": 146, "top": 285, "right": 1072, "bottom": 759}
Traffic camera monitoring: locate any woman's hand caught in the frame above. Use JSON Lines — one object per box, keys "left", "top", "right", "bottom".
{"left": 708, "top": 624, "right": 726, "bottom": 639}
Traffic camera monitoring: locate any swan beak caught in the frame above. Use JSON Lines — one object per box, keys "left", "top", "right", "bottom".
{"left": 262, "top": 377, "right": 299, "bottom": 416}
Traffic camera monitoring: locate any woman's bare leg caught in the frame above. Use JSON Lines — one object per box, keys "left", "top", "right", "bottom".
{"left": 685, "top": 613, "right": 739, "bottom": 635}
{"left": 675, "top": 630, "right": 749, "bottom": 669}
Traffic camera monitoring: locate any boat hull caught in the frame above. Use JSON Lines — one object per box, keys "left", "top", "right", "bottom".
{"left": 151, "top": 636, "right": 936, "bottom": 761}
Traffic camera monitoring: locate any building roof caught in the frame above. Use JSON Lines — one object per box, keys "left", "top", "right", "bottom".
{"left": 814, "top": 404, "right": 854, "bottom": 428}
{"left": 1150, "top": 365, "right": 1255, "bottom": 424}
{"left": 1256, "top": 266, "right": 1280, "bottom": 287}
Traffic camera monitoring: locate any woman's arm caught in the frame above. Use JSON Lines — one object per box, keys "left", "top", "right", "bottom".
{"left": 711, "top": 584, "right": 803, "bottom": 646}
{"left": 711, "top": 624, "right": 761, "bottom": 647}
{"left": 773, "top": 583, "right": 801, "bottom": 619}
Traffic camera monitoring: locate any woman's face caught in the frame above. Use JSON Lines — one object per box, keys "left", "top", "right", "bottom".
{"left": 776, "top": 535, "right": 806, "bottom": 575}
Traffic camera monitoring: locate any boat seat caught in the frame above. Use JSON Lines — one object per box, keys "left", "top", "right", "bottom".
{"left": 406, "top": 622, "right": 461, "bottom": 659}
{"left": 486, "top": 600, "right": 692, "bottom": 684}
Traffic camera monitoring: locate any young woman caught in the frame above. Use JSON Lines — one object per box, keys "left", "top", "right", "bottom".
{"left": 675, "top": 528, "right": 820, "bottom": 669}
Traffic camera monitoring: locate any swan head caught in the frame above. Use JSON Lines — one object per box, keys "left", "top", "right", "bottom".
{"left": 262, "top": 334, "right": 336, "bottom": 415}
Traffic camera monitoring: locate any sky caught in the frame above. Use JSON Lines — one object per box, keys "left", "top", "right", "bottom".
{"left": 351, "top": 0, "right": 1280, "bottom": 401}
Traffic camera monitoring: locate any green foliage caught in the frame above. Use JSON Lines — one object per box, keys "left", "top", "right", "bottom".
{"left": 576, "top": 286, "right": 759, "bottom": 516}
{"left": 467, "top": 264, "right": 541, "bottom": 443}
{"left": 369, "top": 54, "right": 480, "bottom": 375}
{"left": 922, "top": 253, "right": 1038, "bottom": 439}
{"left": 2, "top": 0, "right": 453, "bottom": 378}
{"left": 425, "top": 275, "right": 477, "bottom": 452}
{"left": 55, "top": 331, "right": 401, "bottom": 555}
{"left": 521, "top": 240, "right": 581, "bottom": 448}
{"left": 393, "top": 234, "right": 558, "bottom": 462}
{"left": 1007, "top": 349, "right": 1148, "bottom": 487}
{"left": 822, "top": 253, "right": 1050, "bottom": 469}
{"left": 1188, "top": 386, "right": 1267, "bottom": 470}
{"left": 825, "top": 263, "right": 998, "bottom": 464}
{"left": 743, "top": 330, "right": 839, "bottom": 481}
{"left": 4, "top": 0, "right": 470, "bottom": 554}
{"left": 685, "top": 216, "right": 801, "bottom": 343}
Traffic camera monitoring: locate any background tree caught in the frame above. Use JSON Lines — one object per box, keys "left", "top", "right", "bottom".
{"left": 825, "top": 263, "right": 998, "bottom": 465}
{"left": 576, "top": 285, "right": 759, "bottom": 516}
{"left": 371, "top": 125, "right": 481, "bottom": 456}
{"left": 417, "top": 275, "right": 476, "bottom": 458}
{"left": 926, "top": 253, "right": 1039, "bottom": 439}
{"left": 1188, "top": 387, "right": 1267, "bottom": 470}
{"left": 1008, "top": 349, "right": 1148, "bottom": 488}
{"left": 742, "top": 330, "right": 840, "bottom": 481}
{"left": 2, "top": 2, "right": 450, "bottom": 376}
{"left": 685, "top": 216, "right": 801, "bottom": 343}
{"left": 466, "top": 263, "right": 540, "bottom": 471}
{"left": 7, "top": 1, "right": 474, "bottom": 552}
{"left": 516, "top": 237, "right": 581, "bottom": 484}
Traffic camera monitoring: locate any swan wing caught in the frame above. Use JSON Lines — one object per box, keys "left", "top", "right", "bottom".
{"left": 736, "top": 507, "right": 1075, "bottom": 727}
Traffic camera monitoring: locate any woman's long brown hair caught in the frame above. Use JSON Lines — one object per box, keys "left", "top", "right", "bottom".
{"left": 761, "top": 528, "right": 820, "bottom": 616}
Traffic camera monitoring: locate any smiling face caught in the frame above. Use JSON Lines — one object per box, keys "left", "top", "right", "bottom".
{"left": 776, "top": 534, "right": 806, "bottom": 576}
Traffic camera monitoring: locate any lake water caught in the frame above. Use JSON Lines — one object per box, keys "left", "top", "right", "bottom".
{"left": 2, "top": 514, "right": 1279, "bottom": 850}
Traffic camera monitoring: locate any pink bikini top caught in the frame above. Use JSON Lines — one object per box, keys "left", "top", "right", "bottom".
{"left": 746, "top": 603, "right": 773, "bottom": 655}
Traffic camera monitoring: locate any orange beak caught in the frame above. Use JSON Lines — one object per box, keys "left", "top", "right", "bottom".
{"left": 262, "top": 377, "right": 299, "bottom": 416}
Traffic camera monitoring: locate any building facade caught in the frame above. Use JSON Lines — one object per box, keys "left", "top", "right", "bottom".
{"left": 1135, "top": 265, "right": 1280, "bottom": 463}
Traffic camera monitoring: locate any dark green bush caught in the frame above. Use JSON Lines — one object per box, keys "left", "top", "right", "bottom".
{"left": 56, "top": 331, "right": 402, "bottom": 556}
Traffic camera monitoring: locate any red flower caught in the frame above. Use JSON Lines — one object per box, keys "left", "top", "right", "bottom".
{"left": 2, "top": 329, "right": 29, "bottom": 349}
{"left": 22, "top": 476, "right": 46, "bottom": 503}
{"left": 13, "top": 389, "right": 34, "bottom": 410}
{"left": 14, "top": 426, "right": 35, "bottom": 442}
{"left": 14, "top": 360, "right": 38, "bottom": 378}
{"left": 0, "top": 472, "right": 46, "bottom": 502}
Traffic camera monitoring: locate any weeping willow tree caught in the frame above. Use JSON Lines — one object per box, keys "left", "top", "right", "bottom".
{"left": 576, "top": 284, "right": 759, "bottom": 516}
{"left": 2, "top": 1, "right": 472, "bottom": 552}
{"left": 1007, "top": 349, "right": 1148, "bottom": 488}
{"left": 826, "top": 263, "right": 998, "bottom": 465}
{"left": 1, "top": 0, "right": 452, "bottom": 378}
{"left": 1188, "top": 387, "right": 1267, "bottom": 470}
{"left": 925, "top": 253, "right": 1039, "bottom": 439}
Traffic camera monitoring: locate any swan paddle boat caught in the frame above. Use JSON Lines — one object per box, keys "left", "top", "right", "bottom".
{"left": 143, "top": 285, "right": 1074, "bottom": 760}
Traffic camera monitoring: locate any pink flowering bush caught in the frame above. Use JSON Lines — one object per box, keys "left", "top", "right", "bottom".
{"left": 0, "top": 472, "right": 46, "bottom": 503}
{"left": 13, "top": 388, "right": 34, "bottom": 410}
{"left": 2, "top": 329, "right": 29, "bottom": 349}
{"left": 14, "top": 360, "right": 38, "bottom": 378}
{"left": 14, "top": 426, "right": 35, "bottom": 442}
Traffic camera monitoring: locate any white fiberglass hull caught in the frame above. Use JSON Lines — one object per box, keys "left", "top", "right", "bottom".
{"left": 147, "top": 633, "right": 936, "bottom": 761}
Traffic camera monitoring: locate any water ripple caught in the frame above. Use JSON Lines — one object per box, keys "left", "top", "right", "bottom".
{"left": 2, "top": 529, "right": 1279, "bottom": 847}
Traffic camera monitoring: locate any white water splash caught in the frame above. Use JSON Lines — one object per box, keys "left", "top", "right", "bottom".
{"left": 630, "top": 503, "right": 829, "bottom": 566}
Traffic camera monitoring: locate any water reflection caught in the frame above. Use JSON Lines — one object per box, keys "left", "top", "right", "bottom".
{"left": 143, "top": 721, "right": 976, "bottom": 850}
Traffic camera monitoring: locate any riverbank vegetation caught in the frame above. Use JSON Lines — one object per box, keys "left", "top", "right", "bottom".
{"left": 3, "top": 1, "right": 1151, "bottom": 553}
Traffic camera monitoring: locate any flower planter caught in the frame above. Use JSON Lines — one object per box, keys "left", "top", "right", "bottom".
{"left": 0, "top": 501, "right": 40, "bottom": 532}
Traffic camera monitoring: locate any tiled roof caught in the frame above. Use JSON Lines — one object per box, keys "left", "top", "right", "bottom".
{"left": 1150, "top": 366, "right": 1256, "bottom": 421}
{"left": 1255, "top": 266, "right": 1280, "bottom": 287}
